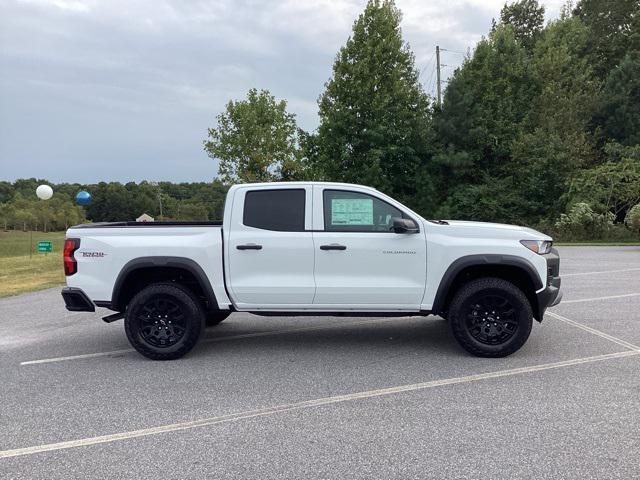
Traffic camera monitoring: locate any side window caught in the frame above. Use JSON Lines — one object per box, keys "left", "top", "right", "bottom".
{"left": 243, "top": 189, "right": 305, "bottom": 232}
{"left": 323, "top": 190, "right": 407, "bottom": 232}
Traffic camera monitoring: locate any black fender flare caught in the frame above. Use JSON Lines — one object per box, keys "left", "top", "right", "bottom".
{"left": 431, "top": 254, "right": 543, "bottom": 315}
{"left": 111, "top": 256, "right": 218, "bottom": 311}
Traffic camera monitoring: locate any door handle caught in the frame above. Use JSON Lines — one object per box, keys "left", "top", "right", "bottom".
{"left": 320, "top": 244, "right": 347, "bottom": 251}
{"left": 236, "top": 243, "right": 263, "bottom": 250}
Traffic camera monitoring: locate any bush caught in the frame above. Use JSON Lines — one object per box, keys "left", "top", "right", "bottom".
{"left": 625, "top": 204, "right": 640, "bottom": 234}
{"left": 554, "top": 202, "right": 615, "bottom": 240}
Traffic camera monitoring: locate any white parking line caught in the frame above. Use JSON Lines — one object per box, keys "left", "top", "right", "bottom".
{"left": 20, "top": 317, "right": 407, "bottom": 366}
{"left": 563, "top": 268, "right": 640, "bottom": 277}
{"left": 560, "top": 293, "right": 640, "bottom": 304}
{"left": 2, "top": 349, "right": 638, "bottom": 459}
{"left": 547, "top": 312, "right": 640, "bottom": 351}
{"left": 23, "top": 290, "right": 640, "bottom": 366}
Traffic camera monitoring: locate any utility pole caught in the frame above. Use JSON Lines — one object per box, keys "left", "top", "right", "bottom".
{"left": 436, "top": 45, "right": 441, "bottom": 107}
{"left": 150, "top": 181, "right": 163, "bottom": 221}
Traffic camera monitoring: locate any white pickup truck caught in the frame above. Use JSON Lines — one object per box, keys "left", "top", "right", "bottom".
{"left": 62, "top": 182, "right": 562, "bottom": 360}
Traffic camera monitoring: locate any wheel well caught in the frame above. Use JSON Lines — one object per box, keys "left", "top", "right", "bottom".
{"left": 438, "top": 264, "right": 539, "bottom": 320}
{"left": 114, "top": 266, "right": 213, "bottom": 312}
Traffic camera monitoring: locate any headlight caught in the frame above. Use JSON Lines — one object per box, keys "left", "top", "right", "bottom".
{"left": 520, "top": 239, "right": 553, "bottom": 255}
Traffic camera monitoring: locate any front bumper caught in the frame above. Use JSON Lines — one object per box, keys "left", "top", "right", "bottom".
{"left": 536, "top": 248, "right": 562, "bottom": 320}
{"left": 61, "top": 287, "right": 95, "bottom": 312}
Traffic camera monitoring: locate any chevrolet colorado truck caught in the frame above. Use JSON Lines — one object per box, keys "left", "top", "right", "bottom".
{"left": 62, "top": 182, "right": 562, "bottom": 360}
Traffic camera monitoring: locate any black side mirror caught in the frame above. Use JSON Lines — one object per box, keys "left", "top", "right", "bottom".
{"left": 392, "top": 217, "right": 418, "bottom": 234}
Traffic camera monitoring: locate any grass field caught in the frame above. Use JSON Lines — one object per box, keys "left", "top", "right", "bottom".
{"left": 0, "top": 231, "right": 66, "bottom": 297}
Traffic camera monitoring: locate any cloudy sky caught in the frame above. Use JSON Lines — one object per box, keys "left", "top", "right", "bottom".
{"left": 0, "top": 0, "right": 565, "bottom": 183}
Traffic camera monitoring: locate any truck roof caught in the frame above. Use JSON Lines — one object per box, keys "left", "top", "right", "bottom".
{"left": 228, "top": 181, "right": 380, "bottom": 192}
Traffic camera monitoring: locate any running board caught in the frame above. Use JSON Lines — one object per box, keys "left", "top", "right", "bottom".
{"left": 102, "top": 312, "right": 124, "bottom": 323}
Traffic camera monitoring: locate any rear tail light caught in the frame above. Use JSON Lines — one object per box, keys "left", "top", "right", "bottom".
{"left": 63, "top": 238, "right": 80, "bottom": 276}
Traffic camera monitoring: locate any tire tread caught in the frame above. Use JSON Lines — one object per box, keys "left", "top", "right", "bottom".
{"left": 124, "top": 282, "right": 204, "bottom": 360}
{"left": 449, "top": 277, "right": 533, "bottom": 358}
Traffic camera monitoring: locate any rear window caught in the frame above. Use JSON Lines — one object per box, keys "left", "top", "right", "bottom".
{"left": 243, "top": 189, "right": 305, "bottom": 232}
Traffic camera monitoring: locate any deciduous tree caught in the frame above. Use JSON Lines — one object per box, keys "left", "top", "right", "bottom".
{"left": 499, "top": 0, "right": 545, "bottom": 49}
{"left": 204, "top": 88, "right": 305, "bottom": 184}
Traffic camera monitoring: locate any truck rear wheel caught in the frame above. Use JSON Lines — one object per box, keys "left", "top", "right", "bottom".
{"left": 448, "top": 277, "right": 533, "bottom": 357}
{"left": 205, "top": 310, "right": 231, "bottom": 327}
{"left": 124, "top": 283, "right": 205, "bottom": 360}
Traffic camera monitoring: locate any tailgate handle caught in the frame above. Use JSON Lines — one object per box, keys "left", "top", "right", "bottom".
{"left": 237, "top": 243, "right": 263, "bottom": 250}
{"left": 320, "top": 244, "right": 347, "bottom": 251}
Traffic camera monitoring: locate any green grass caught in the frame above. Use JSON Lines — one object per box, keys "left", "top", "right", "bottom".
{"left": 0, "top": 231, "right": 66, "bottom": 297}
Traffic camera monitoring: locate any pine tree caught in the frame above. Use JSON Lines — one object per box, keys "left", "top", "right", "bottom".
{"left": 598, "top": 51, "right": 640, "bottom": 146}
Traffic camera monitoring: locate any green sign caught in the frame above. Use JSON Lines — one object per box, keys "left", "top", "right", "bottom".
{"left": 331, "top": 198, "right": 373, "bottom": 226}
{"left": 37, "top": 241, "right": 53, "bottom": 253}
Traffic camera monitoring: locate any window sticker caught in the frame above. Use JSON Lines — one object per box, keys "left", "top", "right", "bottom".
{"left": 331, "top": 198, "right": 373, "bottom": 225}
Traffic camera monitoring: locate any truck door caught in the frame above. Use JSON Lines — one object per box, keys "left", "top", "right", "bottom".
{"left": 226, "top": 186, "right": 315, "bottom": 309}
{"left": 312, "top": 186, "right": 427, "bottom": 309}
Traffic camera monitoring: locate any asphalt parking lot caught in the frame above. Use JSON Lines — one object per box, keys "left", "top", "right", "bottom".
{"left": 1, "top": 246, "right": 639, "bottom": 479}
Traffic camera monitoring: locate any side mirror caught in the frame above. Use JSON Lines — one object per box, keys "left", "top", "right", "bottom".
{"left": 392, "top": 217, "right": 418, "bottom": 234}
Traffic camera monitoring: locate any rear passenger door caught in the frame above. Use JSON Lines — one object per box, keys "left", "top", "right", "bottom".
{"left": 227, "top": 187, "right": 315, "bottom": 309}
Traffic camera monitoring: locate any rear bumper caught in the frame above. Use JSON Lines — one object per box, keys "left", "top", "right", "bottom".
{"left": 61, "top": 287, "right": 95, "bottom": 312}
{"left": 536, "top": 247, "right": 562, "bottom": 320}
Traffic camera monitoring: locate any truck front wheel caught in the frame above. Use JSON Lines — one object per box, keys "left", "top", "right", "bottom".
{"left": 124, "top": 283, "right": 205, "bottom": 360}
{"left": 448, "top": 277, "right": 533, "bottom": 357}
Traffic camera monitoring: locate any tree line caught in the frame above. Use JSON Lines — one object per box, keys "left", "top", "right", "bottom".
{"left": 0, "top": 179, "right": 228, "bottom": 231}
{"left": 204, "top": 0, "right": 640, "bottom": 240}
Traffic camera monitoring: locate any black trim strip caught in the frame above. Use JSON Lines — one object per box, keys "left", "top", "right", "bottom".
{"left": 111, "top": 256, "right": 218, "bottom": 311}
{"left": 71, "top": 221, "right": 222, "bottom": 229}
{"left": 94, "top": 300, "right": 113, "bottom": 309}
{"left": 61, "top": 287, "right": 95, "bottom": 312}
{"left": 431, "top": 254, "right": 543, "bottom": 315}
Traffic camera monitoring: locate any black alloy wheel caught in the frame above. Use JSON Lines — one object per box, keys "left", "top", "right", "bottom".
{"left": 449, "top": 277, "right": 533, "bottom": 358}
{"left": 138, "top": 297, "right": 187, "bottom": 348}
{"left": 465, "top": 294, "right": 518, "bottom": 346}
{"left": 125, "top": 283, "right": 204, "bottom": 360}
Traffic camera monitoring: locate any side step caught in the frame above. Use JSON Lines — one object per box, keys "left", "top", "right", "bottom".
{"left": 102, "top": 312, "right": 124, "bottom": 323}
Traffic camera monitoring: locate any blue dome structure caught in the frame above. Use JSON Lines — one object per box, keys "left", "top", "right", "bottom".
{"left": 76, "top": 191, "right": 92, "bottom": 206}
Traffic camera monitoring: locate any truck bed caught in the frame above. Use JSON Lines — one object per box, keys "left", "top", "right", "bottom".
{"left": 65, "top": 222, "right": 229, "bottom": 310}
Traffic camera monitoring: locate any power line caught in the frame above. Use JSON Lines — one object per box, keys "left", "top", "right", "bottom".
{"left": 426, "top": 65, "right": 436, "bottom": 99}
{"left": 425, "top": 54, "right": 438, "bottom": 99}
{"left": 419, "top": 51, "right": 436, "bottom": 79}
{"left": 439, "top": 48, "right": 466, "bottom": 55}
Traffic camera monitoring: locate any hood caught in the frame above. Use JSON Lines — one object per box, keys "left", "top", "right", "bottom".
{"left": 433, "top": 220, "right": 552, "bottom": 241}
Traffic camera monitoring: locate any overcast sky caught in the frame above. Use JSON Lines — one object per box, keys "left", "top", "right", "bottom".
{"left": 0, "top": 0, "right": 565, "bottom": 183}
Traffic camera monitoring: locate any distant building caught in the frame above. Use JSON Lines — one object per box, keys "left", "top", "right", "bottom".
{"left": 136, "top": 213, "right": 154, "bottom": 222}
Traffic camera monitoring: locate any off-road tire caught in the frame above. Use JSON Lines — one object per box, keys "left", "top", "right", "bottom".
{"left": 205, "top": 311, "right": 231, "bottom": 327}
{"left": 125, "top": 283, "right": 205, "bottom": 360}
{"left": 449, "top": 277, "right": 533, "bottom": 358}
